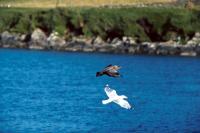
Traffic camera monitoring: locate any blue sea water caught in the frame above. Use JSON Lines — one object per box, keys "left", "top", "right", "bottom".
{"left": 0, "top": 49, "right": 200, "bottom": 133}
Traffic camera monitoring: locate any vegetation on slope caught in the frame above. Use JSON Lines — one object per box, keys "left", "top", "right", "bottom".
{"left": 0, "top": 7, "right": 200, "bottom": 42}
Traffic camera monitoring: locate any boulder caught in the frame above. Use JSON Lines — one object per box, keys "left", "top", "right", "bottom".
{"left": 92, "top": 36, "right": 105, "bottom": 45}
{"left": 128, "top": 47, "right": 136, "bottom": 54}
{"left": 138, "top": 43, "right": 150, "bottom": 54}
{"left": 180, "top": 44, "right": 195, "bottom": 52}
{"left": 31, "top": 28, "right": 46, "bottom": 41}
{"left": 122, "top": 36, "right": 128, "bottom": 42}
{"left": 196, "top": 45, "right": 200, "bottom": 55}
{"left": 192, "top": 33, "right": 200, "bottom": 43}
{"left": 147, "top": 43, "right": 157, "bottom": 54}
{"left": 17, "top": 42, "right": 27, "bottom": 48}
{"left": 29, "top": 28, "right": 48, "bottom": 49}
{"left": 187, "top": 32, "right": 200, "bottom": 45}
{"left": 20, "top": 34, "right": 27, "bottom": 42}
{"left": 123, "top": 36, "right": 136, "bottom": 45}
{"left": 1, "top": 31, "right": 15, "bottom": 45}
{"left": 111, "top": 38, "right": 123, "bottom": 48}
{"left": 71, "top": 36, "right": 92, "bottom": 46}
{"left": 65, "top": 41, "right": 85, "bottom": 51}
{"left": 187, "top": 40, "right": 197, "bottom": 45}
{"left": 180, "top": 52, "right": 197, "bottom": 56}
{"left": 156, "top": 44, "right": 172, "bottom": 55}
{"left": 83, "top": 45, "right": 94, "bottom": 52}
{"left": 129, "top": 37, "right": 136, "bottom": 45}
{"left": 0, "top": 31, "right": 23, "bottom": 48}
{"left": 194, "top": 32, "right": 200, "bottom": 38}
{"left": 47, "top": 32, "right": 66, "bottom": 49}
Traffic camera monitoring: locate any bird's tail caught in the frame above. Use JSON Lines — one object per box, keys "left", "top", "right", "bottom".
{"left": 96, "top": 72, "right": 103, "bottom": 77}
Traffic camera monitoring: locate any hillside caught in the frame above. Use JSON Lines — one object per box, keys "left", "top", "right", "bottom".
{"left": 0, "top": 7, "right": 200, "bottom": 42}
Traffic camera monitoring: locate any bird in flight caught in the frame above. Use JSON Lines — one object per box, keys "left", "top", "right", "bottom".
{"left": 102, "top": 84, "right": 131, "bottom": 109}
{"left": 96, "top": 64, "right": 121, "bottom": 77}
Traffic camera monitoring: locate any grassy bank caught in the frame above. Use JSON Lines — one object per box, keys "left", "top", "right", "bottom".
{"left": 0, "top": 0, "right": 174, "bottom": 8}
{"left": 0, "top": 7, "right": 200, "bottom": 42}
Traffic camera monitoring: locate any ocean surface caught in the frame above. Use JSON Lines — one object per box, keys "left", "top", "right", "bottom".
{"left": 0, "top": 49, "right": 200, "bottom": 133}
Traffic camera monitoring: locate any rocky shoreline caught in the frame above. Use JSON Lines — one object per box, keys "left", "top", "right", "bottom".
{"left": 1, "top": 28, "right": 200, "bottom": 56}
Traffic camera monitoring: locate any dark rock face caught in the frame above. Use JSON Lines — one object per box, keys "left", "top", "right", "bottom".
{"left": 1, "top": 29, "right": 200, "bottom": 57}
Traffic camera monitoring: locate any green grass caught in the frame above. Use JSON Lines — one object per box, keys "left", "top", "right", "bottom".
{"left": 0, "top": 7, "right": 200, "bottom": 42}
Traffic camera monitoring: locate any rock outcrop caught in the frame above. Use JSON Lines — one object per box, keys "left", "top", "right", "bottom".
{"left": 1, "top": 29, "right": 200, "bottom": 57}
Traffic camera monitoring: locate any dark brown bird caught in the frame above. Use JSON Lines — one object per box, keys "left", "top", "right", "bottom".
{"left": 96, "top": 64, "right": 121, "bottom": 77}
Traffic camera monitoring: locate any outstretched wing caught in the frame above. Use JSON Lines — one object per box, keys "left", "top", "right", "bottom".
{"left": 104, "top": 65, "right": 121, "bottom": 73}
{"left": 114, "top": 99, "right": 131, "bottom": 109}
{"left": 104, "top": 86, "right": 118, "bottom": 98}
{"left": 106, "top": 71, "right": 120, "bottom": 77}
{"left": 104, "top": 64, "right": 112, "bottom": 69}
{"left": 103, "top": 64, "right": 114, "bottom": 72}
